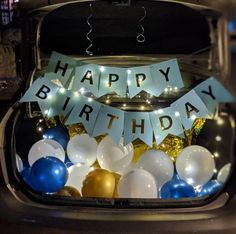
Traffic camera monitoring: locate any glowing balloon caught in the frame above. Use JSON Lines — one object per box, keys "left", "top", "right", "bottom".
{"left": 176, "top": 145, "right": 215, "bottom": 187}
{"left": 137, "top": 150, "right": 174, "bottom": 190}
{"left": 65, "top": 164, "right": 90, "bottom": 192}
{"left": 217, "top": 163, "right": 231, "bottom": 183}
{"left": 55, "top": 186, "right": 81, "bottom": 197}
{"left": 198, "top": 180, "right": 223, "bottom": 197}
{"left": 160, "top": 174, "right": 196, "bottom": 199}
{"left": 117, "top": 169, "right": 157, "bottom": 198}
{"left": 30, "top": 156, "right": 68, "bottom": 193}
{"left": 82, "top": 169, "right": 115, "bottom": 198}
{"left": 28, "top": 139, "right": 65, "bottom": 166}
{"left": 67, "top": 134, "right": 97, "bottom": 166}
{"left": 97, "top": 136, "right": 134, "bottom": 173}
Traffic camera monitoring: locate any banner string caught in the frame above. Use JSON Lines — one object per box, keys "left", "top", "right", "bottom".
{"left": 86, "top": 4, "right": 94, "bottom": 56}
{"left": 136, "top": 6, "right": 146, "bottom": 43}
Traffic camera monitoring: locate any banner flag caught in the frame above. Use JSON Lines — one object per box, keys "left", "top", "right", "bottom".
{"left": 127, "top": 65, "right": 154, "bottom": 98}
{"left": 99, "top": 66, "right": 127, "bottom": 97}
{"left": 72, "top": 64, "right": 100, "bottom": 96}
{"left": 171, "top": 90, "right": 210, "bottom": 130}
{"left": 124, "top": 111, "right": 153, "bottom": 146}
{"left": 92, "top": 105, "right": 124, "bottom": 143}
{"left": 65, "top": 97, "right": 102, "bottom": 135}
{"left": 150, "top": 59, "right": 184, "bottom": 96}
{"left": 149, "top": 106, "right": 183, "bottom": 144}
{"left": 44, "top": 51, "right": 77, "bottom": 87}
{"left": 194, "top": 77, "right": 236, "bottom": 115}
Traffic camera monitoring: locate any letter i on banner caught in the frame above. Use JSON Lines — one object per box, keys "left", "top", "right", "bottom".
{"left": 72, "top": 64, "right": 100, "bottom": 96}
{"left": 44, "top": 51, "right": 77, "bottom": 87}
{"left": 150, "top": 59, "right": 184, "bottom": 96}
{"left": 149, "top": 106, "right": 183, "bottom": 144}
{"left": 92, "top": 105, "right": 124, "bottom": 144}
{"left": 65, "top": 97, "right": 102, "bottom": 136}
{"left": 124, "top": 112, "right": 153, "bottom": 146}
{"left": 45, "top": 89, "right": 80, "bottom": 118}
{"left": 171, "top": 90, "right": 210, "bottom": 130}
{"left": 98, "top": 67, "right": 127, "bottom": 97}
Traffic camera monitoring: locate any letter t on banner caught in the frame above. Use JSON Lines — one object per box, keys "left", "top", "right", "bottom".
{"left": 124, "top": 112, "right": 153, "bottom": 146}
{"left": 171, "top": 90, "right": 210, "bottom": 130}
{"left": 44, "top": 51, "right": 77, "bottom": 87}
{"left": 92, "top": 105, "right": 124, "bottom": 144}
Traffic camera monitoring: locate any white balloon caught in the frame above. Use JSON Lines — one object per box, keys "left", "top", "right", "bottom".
{"left": 28, "top": 139, "right": 65, "bottom": 166}
{"left": 119, "top": 163, "right": 137, "bottom": 175}
{"left": 118, "top": 169, "right": 157, "bottom": 198}
{"left": 65, "top": 164, "right": 90, "bottom": 192}
{"left": 67, "top": 134, "right": 97, "bottom": 166}
{"left": 176, "top": 145, "right": 215, "bottom": 187}
{"left": 137, "top": 150, "right": 174, "bottom": 190}
{"left": 97, "top": 136, "right": 133, "bottom": 173}
{"left": 16, "top": 154, "right": 24, "bottom": 172}
{"left": 217, "top": 163, "right": 231, "bottom": 183}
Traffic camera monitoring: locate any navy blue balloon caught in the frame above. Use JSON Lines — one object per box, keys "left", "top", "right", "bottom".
{"left": 30, "top": 156, "right": 68, "bottom": 193}
{"left": 160, "top": 176, "right": 196, "bottom": 199}
{"left": 198, "top": 180, "right": 223, "bottom": 197}
{"left": 43, "top": 126, "right": 69, "bottom": 149}
{"left": 21, "top": 167, "right": 37, "bottom": 190}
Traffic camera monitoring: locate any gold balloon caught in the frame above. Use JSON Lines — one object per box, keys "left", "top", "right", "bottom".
{"left": 55, "top": 186, "right": 81, "bottom": 198}
{"left": 67, "top": 123, "right": 87, "bottom": 138}
{"left": 82, "top": 169, "right": 115, "bottom": 198}
{"left": 155, "top": 135, "right": 185, "bottom": 162}
{"left": 112, "top": 172, "right": 121, "bottom": 198}
{"left": 132, "top": 139, "right": 149, "bottom": 163}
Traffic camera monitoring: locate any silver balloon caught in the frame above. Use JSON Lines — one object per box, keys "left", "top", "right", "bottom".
{"left": 176, "top": 145, "right": 215, "bottom": 187}
{"left": 97, "top": 136, "right": 133, "bottom": 173}
{"left": 67, "top": 134, "right": 97, "bottom": 166}
{"left": 137, "top": 150, "right": 174, "bottom": 190}
{"left": 217, "top": 163, "right": 231, "bottom": 183}
{"left": 118, "top": 168, "right": 157, "bottom": 198}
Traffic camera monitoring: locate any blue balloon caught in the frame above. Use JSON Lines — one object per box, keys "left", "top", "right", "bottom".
{"left": 43, "top": 126, "right": 69, "bottom": 149}
{"left": 198, "top": 180, "right": 223, "bottom": 197}
{"left": 160, "top": 176, "right": 196, "bottom": 199}
{"left": 64, "top": 156, "right": 74, "bottom": 168}
{"left": 30, "top": 156, "right": 68, "bottom": 193}
{"left": 21, "top": 167, "right": 37, "bottom": 189}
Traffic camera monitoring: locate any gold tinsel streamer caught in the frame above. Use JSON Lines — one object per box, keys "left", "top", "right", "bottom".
{"left": 67, "top": 123, "right": 87, "bottom": 138}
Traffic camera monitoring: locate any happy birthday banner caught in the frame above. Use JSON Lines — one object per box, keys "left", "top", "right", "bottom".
{"left": 20, "top": 52, "right": 235, "bottom": 146}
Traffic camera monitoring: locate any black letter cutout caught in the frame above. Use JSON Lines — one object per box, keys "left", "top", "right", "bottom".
{"left": 79, "top": 104, "right": 93, "bottom": 121}
{"left": 35, "top": 85, "right": 51, "bottom": 100}
{"left": 159, "top": 67, "right": 170, "bottom": 82}
{"left": 185, "top": 102, "right": 199, "bottom": 118}
{"left": 54, "top": 60, "right": 68, "bottom": 76}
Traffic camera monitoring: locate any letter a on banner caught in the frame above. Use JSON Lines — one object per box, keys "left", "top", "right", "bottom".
{"left": 73, "top": 64, "right": 100, "bottom": 96}
{"left": 124, "top": 112, "right": 153, "bottom": 146}
{"left": 44, "top": 51, "right": 77, "bottom": 87}
{"left": 171, "top": 90, "right": 210, "bottom": 130}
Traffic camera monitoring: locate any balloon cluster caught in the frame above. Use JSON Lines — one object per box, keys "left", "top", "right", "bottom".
{"left": 17, "top": 126, "right": 231, "bottom": 199}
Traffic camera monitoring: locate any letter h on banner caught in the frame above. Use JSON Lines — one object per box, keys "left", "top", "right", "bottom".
{"left": 44, "top": 51, "right": 77, "bottom": 87}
